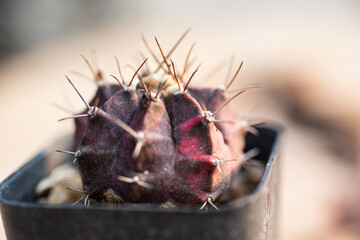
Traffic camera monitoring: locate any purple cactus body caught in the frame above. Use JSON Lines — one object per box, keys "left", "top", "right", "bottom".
{"left": 110, "top": 94, "right": 175, "bottom": 202}
{"left": 64, "top": 35, "right": 254, "bottom": 208}
{"left": 70, "top": 81, "right": 248, "bottom": 206}
{"left": 77, "top": 88, "right": 141, "bottom": 199}
{"left": 74, "top": 84, "right": 122, "bottom": 149}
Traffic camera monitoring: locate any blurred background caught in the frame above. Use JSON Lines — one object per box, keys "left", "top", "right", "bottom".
{"left": 0, "top": 0, "right": 360, "bottom": 239}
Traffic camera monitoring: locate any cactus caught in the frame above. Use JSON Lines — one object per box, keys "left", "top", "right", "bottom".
{"left": 57, "top": 31, "right": 260, "bottom": 210}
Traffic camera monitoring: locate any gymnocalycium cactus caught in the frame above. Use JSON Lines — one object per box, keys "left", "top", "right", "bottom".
{"left": 57, "top": 30, "right": 261, "bottom": 210}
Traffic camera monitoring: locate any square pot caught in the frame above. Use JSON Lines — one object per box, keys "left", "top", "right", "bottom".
{"left": 0, "top": 124, "right": 283, "bottom": 240}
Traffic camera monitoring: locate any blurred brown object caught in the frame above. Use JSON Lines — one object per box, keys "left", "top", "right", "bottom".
{"left": 337, "top": 184, "right": 360, "bottom": 236}
{"left": 269, "top": 78, "right": 360, "bottom": 163}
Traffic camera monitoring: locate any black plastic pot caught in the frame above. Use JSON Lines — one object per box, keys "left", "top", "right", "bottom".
{"left": 0, "top": 125, "right": 283, "bottom": 240}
